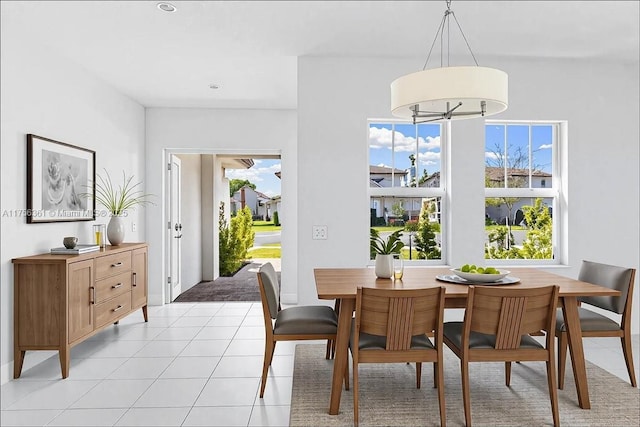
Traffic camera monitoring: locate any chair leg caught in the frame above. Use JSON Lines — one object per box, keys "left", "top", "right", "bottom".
{"left": 621, "top": 334, "right": 638, "bottom": 387}
{"left": 325, "top": 339, "right": 333, "bottom": 359}
{"left": 433, "top": 362, "right": 438, "bottom": 388}
{"left": 353, "top": 356, "right": 359, "bottom": 426}
{"left": 461, "top": 360, "right": 472, "bottom": 427}
{"left": 344, "top": 352, "right": 350, "bottom": 391}
{"left": 505, "top": 361, "right": 512, "bottom": 386}
{"left": 436, "top": 361, "right": 446, "bottom": 427}
{"left": 416, "top": 362, "right": 422, "bottom": 389}
{"left": 557, "top": 331, "right": 568, "bottom": 390}
{"left": 546, "top": 359, "right": 560, "bottom": 427}
{"left": 259, "top": 339, "right": 276, "bottom": 398}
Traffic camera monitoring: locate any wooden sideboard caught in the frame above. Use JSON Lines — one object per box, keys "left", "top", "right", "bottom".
{"left": 12, "top": 242, "right": 148, "bottom": 379}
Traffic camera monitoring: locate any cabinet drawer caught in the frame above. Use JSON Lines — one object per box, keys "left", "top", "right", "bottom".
{"left": 94, "top": 292, "right": 131, "bottom": 329}
{"left": 95, "top": 271, "right": 131, "bottom": 303}
{"left": 95, "top": 252, "right": 132, "bottom": 280}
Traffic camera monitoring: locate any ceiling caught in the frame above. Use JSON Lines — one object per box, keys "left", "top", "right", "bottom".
{"left": 3, "top": 1, "right": 638, "bottom": 110}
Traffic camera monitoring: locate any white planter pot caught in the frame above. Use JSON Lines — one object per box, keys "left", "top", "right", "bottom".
{"left": 107, "top": 215, "right": 126, "bottom": 246}
{"left": 374, "top": 254, "right": 393, "bottom": 279}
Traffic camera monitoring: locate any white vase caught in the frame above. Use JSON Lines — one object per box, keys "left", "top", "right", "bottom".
{"left": 374, "top": 254, "right": 393, "bottom": 279}
{"left": 107, "top": 215, "right": 126, "bottom": 246}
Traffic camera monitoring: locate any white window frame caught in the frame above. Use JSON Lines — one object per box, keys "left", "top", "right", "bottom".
{"left": 368, "top": 119, "right": 448, "bottom": 265}
{"left": 484, "top": 120, "right": 567, "bottom": 266}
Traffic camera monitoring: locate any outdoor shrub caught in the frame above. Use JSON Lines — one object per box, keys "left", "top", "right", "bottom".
{"left": 219, "top": 203, "right": 255, "bottom": 276}
{"left": 273, "top": 211, "right": 280, "bottom": 226}
{"left": 414, "top": 202, "right": 440, "bottom": 259}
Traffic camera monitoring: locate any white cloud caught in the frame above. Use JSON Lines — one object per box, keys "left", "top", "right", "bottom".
{"left": 485, "top": 151, "right": 503, "bottom": 161}
{"left": 225, "top": 161, "right": 281, "bottom": 184}
{"left": 369, "top": 126, "right": 440, "bottom": 152}
{"left": 538, "top": 144, "right": 552, "bottom": 150}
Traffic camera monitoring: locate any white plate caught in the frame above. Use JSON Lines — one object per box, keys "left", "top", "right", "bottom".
{"left": 436, "top": 274, "right": 520, "bottom": 286}
{"left": 450, "top": 268, "right": 510, "bottom": 283}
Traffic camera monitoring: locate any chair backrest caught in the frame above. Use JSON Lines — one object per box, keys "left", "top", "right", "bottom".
{"left": 464, "top": 285, "right": 558, "bottom": 350}
{"left": 578, "top": 260, "right": 636, "bottom": 315}
{"left": 356, "top": 286, "right": 445, "bottom": 351}
{"left": 257, "top": 262, "right": 280, "bottom": 319}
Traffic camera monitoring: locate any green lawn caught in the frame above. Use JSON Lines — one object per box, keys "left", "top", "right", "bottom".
{"left": 252, "top": 221, "right": 281, "bottom": 232}
{"left": 249, "top": 244, "right": 281, "bottom": 258}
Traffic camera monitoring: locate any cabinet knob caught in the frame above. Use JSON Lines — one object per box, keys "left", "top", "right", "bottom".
{"left": 111, "top": 262, "right": 123, "bottom": 268}
{"left": 112, "top": 305, "right": 124, "bottom": 312}
{"left": 90, "top": 287, "right": 96, "bottom": 304}
{"left": 132, "top": 272, "right": 137, "bottom": 287}
{"left": 112, "top": 283, "right": 123, "bottom": 289}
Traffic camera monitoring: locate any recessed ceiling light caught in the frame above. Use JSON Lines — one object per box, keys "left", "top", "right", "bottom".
{"left": 209, "top": 84, "right": 220, "bottom": 90}
{"left": 157, "top": 2, "right": 177, "bottom": 13}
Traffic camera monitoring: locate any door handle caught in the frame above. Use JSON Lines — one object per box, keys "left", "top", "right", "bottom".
{"left": 174, "top": 234, "right": 182, "bottom": 239}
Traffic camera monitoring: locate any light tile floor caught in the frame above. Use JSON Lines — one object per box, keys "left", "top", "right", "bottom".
{"left": 1, "top": 301, "right": 638, "bottom": 426}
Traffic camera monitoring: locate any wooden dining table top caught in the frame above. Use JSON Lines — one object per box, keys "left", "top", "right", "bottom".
{"left": 314, "top": 266, "right": 620, "bottom": 299}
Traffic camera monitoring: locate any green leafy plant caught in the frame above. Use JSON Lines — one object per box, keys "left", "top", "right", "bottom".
{"left": 370, "top": 228, "right": 404, "bottom": 259}
{"left": 219, "top": 203, "right": 255, "bottom": 276}
{"left": 89, "top": 169, "right": 154, "bottom": 215}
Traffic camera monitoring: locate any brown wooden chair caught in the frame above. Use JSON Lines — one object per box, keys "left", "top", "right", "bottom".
{"left": 350, "top": 286, "right": 447, "bottom": 427}
{"left": 555, "top": 260, "right": 637, "bottom": 388}
{"left": 257, "top": 262, "right": 338, "bottom": 397}
{"left": 443, "top": 285, "right": 560, "bottom": 427}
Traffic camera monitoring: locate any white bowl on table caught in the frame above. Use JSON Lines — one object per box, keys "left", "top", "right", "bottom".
{"left": 451, "top": 268, "right": 510, "bottom": 283}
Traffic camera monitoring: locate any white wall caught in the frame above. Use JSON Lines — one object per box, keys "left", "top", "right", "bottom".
{"left": 297, "top": 56, "right": 640, "bottom": 334}
{"left": 144, "top": 109, "right": 297, "bottom": 305}
{"left": 176, "top": 154, "right": 202, "bottom": 292}
{"left": 201, "top": 155, "right": 215, "bottom": 280}
{"left": 0, "top": 25, "right": 146, "bottom": 383}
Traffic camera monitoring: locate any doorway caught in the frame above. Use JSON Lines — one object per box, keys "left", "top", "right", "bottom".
{"left": 165, "top": 151, "right": 282, "bottom": 303}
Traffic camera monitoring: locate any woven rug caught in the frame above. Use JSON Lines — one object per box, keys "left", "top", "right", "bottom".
{"left": 290, "top": 344, "right": 640, "bottom": 426}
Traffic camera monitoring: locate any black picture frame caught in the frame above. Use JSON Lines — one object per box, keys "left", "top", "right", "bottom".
{"left": 26, "top": 134, "right": 95, "bottom": 223}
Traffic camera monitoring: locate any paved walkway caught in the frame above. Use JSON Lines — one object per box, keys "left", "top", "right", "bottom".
{"left": 174, "top": 258, "right": 280, "bottom": 302}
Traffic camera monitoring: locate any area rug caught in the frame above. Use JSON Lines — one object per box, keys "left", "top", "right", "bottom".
{"left": 173, "top": 262, "right": 268, "bottom": 302}
{"left": 290, "top": 344, "right": 640, "bottom": 426}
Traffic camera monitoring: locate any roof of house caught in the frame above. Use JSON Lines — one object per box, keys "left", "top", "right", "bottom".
{"left": 486, "top": 167, "right": 552, "bottom": 181}
{"left": 369, "top": 165, "right": 407, "bottom": 175}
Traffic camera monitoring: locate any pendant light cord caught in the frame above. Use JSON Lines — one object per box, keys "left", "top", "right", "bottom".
{"left": 422, "top": 0, "right": 480, "bottom": 71}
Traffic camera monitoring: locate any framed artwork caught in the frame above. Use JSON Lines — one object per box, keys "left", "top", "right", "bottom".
{"left": 26, "top": 134, "right": 95, "bottom": 223}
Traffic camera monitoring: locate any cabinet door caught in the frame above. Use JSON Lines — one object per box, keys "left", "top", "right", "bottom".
{"left": 131, "top": 247, "right": 148, "bottom": 308}
{"left": 68, "top": 259, "right": 94, "bottom": 343}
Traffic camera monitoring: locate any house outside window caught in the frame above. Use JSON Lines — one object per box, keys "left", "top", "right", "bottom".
{"left": 369, "top": 121, "right": 445, "bottom": 262}
{"left": 484, "top": 121, "right": 562, "bottom": 263}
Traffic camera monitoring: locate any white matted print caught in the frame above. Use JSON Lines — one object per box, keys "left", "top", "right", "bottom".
{"left": 27, "top": 134, "right": 95, "bottom": 223}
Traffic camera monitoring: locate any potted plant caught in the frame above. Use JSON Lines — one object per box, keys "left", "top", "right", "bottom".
{"left": 370, "top": 228, "right": 404, "bottom": 278}
{"left": 90, "top": 170, "right": 154, "bottom": 246}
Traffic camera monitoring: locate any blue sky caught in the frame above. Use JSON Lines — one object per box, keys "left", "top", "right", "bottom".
{"left": 369, "top": 123, "right": 442, "bottom": 177}
{"left": 369, "top": 122, "right": 554, "bottom": 177}
{"left": 225, "top": 158, "right": 281, "bottom": 197}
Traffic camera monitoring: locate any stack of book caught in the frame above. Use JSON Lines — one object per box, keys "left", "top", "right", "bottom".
{"left": 50, "top": 244, "right": 100, "bottom": 255}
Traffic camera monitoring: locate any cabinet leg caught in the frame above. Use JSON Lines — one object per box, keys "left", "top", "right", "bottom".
{"left": 142, "top": 305, "right": 148, "bottom": 322}
{"left": 59, "top": 347, "right": 70, "bottom": 379}
{"left": 14, "top": 350, "right": 25, "bottom": 379}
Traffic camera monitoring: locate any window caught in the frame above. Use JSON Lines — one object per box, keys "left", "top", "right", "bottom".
{"left": 484, "top": 121, "right": 560, "bottom": 262}
{"left": 369, "top": 121, "right": 445, "bottom": 262}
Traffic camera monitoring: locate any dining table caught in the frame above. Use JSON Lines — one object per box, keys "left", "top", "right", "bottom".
{"left": 314, "top": 266, "right": 620, "bottom": 415}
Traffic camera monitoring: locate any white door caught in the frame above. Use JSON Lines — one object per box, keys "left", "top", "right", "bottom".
{"left": 168, "top": 155, "right": 182, "bottom": 302}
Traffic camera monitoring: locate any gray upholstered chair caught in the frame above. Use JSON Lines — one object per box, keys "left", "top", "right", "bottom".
{"left": 256, "top": 262, "right": 338, "bottom": 397}
{"left": 555, "top": 260, "right": 637, "bottom": 388}
{"left": 350, "top": 286, "right": 447, "bottom": 427}
{"left": 443, "top": 285, "right": 560, "bottom": 427}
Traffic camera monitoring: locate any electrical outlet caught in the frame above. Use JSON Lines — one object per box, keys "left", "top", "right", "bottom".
{"left": 312, "top": 225, "right": 328, "bottom": 240}
{"left": 131, "top": 222, "right": 137, "bottom": 232}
